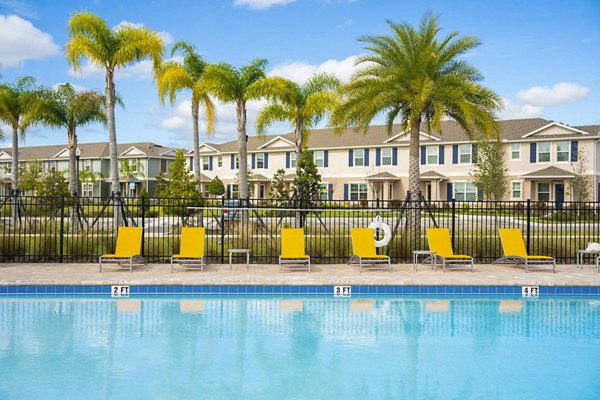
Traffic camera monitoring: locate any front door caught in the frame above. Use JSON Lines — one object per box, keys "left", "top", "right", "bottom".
{"left": 426, "top": 183, "right": 432, "bottom": 201}
{"left": 555, "top": 183, "right": 564, "bottom": 210}
{"left": 259, "top": 184, "right": 265, "bottom": 199}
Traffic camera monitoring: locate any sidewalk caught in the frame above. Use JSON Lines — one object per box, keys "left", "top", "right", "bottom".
{"left": 1, "top": 262, "right": 599, "bottom": 286}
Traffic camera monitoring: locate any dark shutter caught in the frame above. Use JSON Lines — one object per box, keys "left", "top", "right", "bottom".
{"left": 439, "top": 145, "right": 444, "bottom": 164}
{"left": 472, "top": 144, "right": 478, "bottom": 164}
{"left": 286, "top": 152, "right": 290, "bottom": 168}
{"left": 251, "top": 154, "right": 256, "bottom": 169}
{"left": 264, "top": 153, "right": 269, "bottom": 168}
{"left": 189, "top": 157, "right": 193, "bottom": 171}
{"left": 477, "top": 189, "right": 484, "bottom": 201}
{"left": 364, "top": 149, "right": 369, "bottom": 166}
{"left": 571, "top": 141, "right": 578, "bottom": 162}
{"left": 328, "top": 184, "right": 334, "bottom": 200}
{"left": 349, "top": 150, "right": 354, "bottom": 167}
{"left": 344, "top": 184, "right": 349, "bottom": 200}
{"left": 447, "top": 183, "right": 453, "bottom": 201}
{"left": 452, "top": 145, "right": 458, "bottom": 164}
{"left": 324, "top": 150, "right": 329, "bottom": 167}
{"left": 209, "top": 156, "right": 213, "bottom": 171}
{"left": 230, "top": 155, "right": 235, "bottom": 169}
{"left": 530, "top": 143, "right": 537, "bottom": 163}
{"left": 392, "top": 148, "right": 398, "bottom": 166}
{"left": 420, "top": 146, "right": 426, "bottom": 165}
{"left": 226, "top": 184, "right": 231, "bottom": 199}
{"left": 376, "top": 148, "right": 381, "bottom": 166}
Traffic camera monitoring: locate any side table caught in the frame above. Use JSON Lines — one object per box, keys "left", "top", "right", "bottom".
{"left": 413, "top": 250, "right": 436, "bottom": 271}
{"left": 577, "top": 249, "right": 600, "bottom": 272}
{"left": 228, "top": 249, "right": 251, "bottom": 270}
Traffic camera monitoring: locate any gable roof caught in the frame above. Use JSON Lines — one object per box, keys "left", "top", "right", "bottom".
{"left": 520, "top": 166, "right": 574, "bottom": 179}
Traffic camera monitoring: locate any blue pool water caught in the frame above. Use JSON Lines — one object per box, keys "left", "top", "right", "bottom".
{"left": 1, "top": 297, "right": 599, "bottom": 399}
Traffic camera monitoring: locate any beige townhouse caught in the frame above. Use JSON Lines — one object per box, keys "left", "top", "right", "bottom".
{"left": 191, "top": 118, "right": 600, "bottom": 202}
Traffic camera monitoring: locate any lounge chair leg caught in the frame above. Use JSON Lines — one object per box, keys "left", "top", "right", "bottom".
{"left": 170, "top": 257, "right": 173, "bottom": 273}
{"left": 99, "top": 257, "right": 102, "bottom": 272}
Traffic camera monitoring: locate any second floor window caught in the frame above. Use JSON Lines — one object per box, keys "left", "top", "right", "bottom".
{"left": 353, "top": 149, "right": 365, "bottom": 167}
{"left": 256, "top": 153, "right": 265, "bottom": 169}
{"left": 83, "top": 159, "right": 92, "bottom": 172}
{"left": 537, "top": 142, "right": 551, "bottom": 162}
{"left": 426, "top": 146, "right": 438, "bottom": 164}
{"left": 313, "top": 151, "right": 325, "bottom": 167}
{"left": 202, "top": 156, "right": 210, "bottom": 170}
{"left": 556, "top": 141, "right": 570, "bottom": 162}
{"left": 511, "top": 143, "right": 520, "bottom": 160}
{"left": 217, "top": 156, "right": 223, "bottom": 168}
{"left": 381, "top": 148, "right": 392, "bottom": 166}
{"left": 290, "top": 152, "right": 296, "bottom": 168}
{"left": 458, "top": 144, "right": 472, "bottom": 164}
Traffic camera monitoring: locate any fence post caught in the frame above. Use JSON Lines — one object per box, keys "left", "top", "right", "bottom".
{"left": 451, "top": 198, "right": 456, "bottom": 249}
{"left": 220, "top": 196, "right": 225, "bottom": 264}
{"left": 141, "top": 195, "right": 146, "bottom": 257}
{"left": 526, "top": 199, "right": 531, "bottom": 253}
{"left": 59, "top": 195, "right": 65, "bottom": 263}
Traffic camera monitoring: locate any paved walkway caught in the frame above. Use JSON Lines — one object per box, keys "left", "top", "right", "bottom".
{"left": 1, "top": 262, "right": 600, "bottom": 286}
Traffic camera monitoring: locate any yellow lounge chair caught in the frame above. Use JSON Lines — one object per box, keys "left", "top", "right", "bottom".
{"left": 496, "top": 228, "right": 556, "bottom": 273}
{"left": 171, "top": 227, "right": 206, "bottom": 272}
{"left": 350, "top": 228, "right": 390, "bottom": 272}
{"left": 99, "top": 226, "right": 144, "bottom": 272}
{"left": 426, "top": 228, "right": 473, "bottom": 271}
{"left": 279, "top": 228, "right": 310, "bottom": 272}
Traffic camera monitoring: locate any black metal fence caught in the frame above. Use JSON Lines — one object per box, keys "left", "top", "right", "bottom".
{"left": 1, "top": 194, "right": 600, "bottom": 264}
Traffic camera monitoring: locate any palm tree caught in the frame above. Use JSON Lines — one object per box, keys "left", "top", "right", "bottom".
{"left": 332, "top": 13, "right": 501, "bottom": 246}
{"left": 0, "top": 76, "right": 44, "bottom": 194}
{"left": 254, "top": 73, "right": 340, "bottom": 176}
{"left": 37, "top": 83, "right": 106, "bottom": 195}
{"left": 201, "top": 59, "right": 284, "bottom": 201}
{"left": 157, "top": 41, "right": 216, "bottom": 189}
{"left": 65, "top": 11, "right": 165, "bottom": 198}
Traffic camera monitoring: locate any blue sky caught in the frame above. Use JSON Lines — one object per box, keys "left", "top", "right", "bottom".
{"left": 1, "top": 0, "right": 599, "bottom": 149}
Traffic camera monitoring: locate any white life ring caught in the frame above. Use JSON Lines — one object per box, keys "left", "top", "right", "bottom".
{"left": 368, "top": 216, "right": 391, "bottom": 247}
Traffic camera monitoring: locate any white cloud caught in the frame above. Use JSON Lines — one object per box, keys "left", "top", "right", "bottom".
{"left": 233, "top": 0, "right": 296, "bottom": 10}
{"left": 497, "top": 98, "right": 544, "bottom": 120}
{"left": 117, "top": 20, "right": 173, "bottom": 45}
{"left": 269, "top": 54, "right": 363, "bottom": 84}
{"left": 336, "top": 18, "right": 353, "bottom": 29}
{"left": 0, "top": 14, "right": 59, "bottom": 68}
{"left": 517, "top": 82, "right": 590, "bottom": 107}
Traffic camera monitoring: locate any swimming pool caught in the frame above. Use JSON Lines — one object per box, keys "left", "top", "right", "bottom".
{"left": 1, "top": 296, "right": 599, "bottom": 399}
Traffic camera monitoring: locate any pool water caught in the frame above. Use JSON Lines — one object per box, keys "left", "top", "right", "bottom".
{"left": 1, "top": 297, "right": 599, "bottom": 399}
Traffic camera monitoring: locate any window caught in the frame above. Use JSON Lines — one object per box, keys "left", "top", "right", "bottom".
{"left": 83, "top": 159, "right": 92, "bottom": 172}
{"left": 217, "top": 156, "right": 223, "bottom": 168}
{"left": 426, "top": 146, "right": 438, "bottom": 165}
{"left": 537, "top": 183, "right": 550, "bottom": 202}
{"left": 160, "top": 159, "right": 167, "bottom": 172}
{"left": 458, "top": 144, "right": 472, "bottom": 164}
{"left": 537, "top": 142, "right": 551, "bottom": 162}
{"left": 256, "top": 153, "right": 265, "bottom": 169}
{"left": 290, "top": 152, "right": 297, "bottom": 168}
{"left": 129, "top": 160, "right": 137, "bottom": 173}
{"left": 511, "top": 143, "right": 520, "bottom": 160}
{"left": 381, "top": 148, "right": 392, "bottom": 166}
{"left": 318, "top": 183, "right": 330, "bottom": 200}
{"left": 235, "top": 155, "right": 239, "bottom": 169}
{"left": 202, "top": 156, "right": 210, "bottom": 170}
{"left": 353, "top": 149, "right": 365, "bottom": 167}
{"left": 511, "top": 182, "right": 522, "bottom": 199}
{"left": 231, "top": 184, "right": 240, "bottom": 199}
{"left": 350, "top": 183, "right": 368, "bottom": 200}
{"left": 454, "top": 182, "right": 477, "bottom": 201}
{"left": 313, "top": 151, "right": 325, "bottom": 167}
{"left": 82, "top": 183, "right": 94, "bottom": 197}
{"left": 556, "top": 141, "right": 570, "bottom": 162}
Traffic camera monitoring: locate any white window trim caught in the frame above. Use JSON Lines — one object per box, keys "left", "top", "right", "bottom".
{"left": 453, "top": 181, "right": 478, "bottom": 201}
{"left": 537, "top": 182, "right": 551, "bottom": 202}
{"left": 349, "top": 182, "right": 368, "bottom": 201}
{"left": 256, "top": 153, "right": 265, "bottom": 169}
{"left": 510, "top": 180, "right": 522, "bottom": 200}
{"left": 510, "top": 143, "right": 521, "bottom": 160}
{"left": 426, "top": 145, "right": 439, "bottom": 165}
{"left": 381, "top": 148, "right": 393, "bottom": 166}
{"left": 217, "top": 156, "right": 223, "bottom": 168}
{"left": 458, "top": 144, "right": 472, "bottom": 164}
{"left": 202, "top": 156, "right": 210, "bottom": 170}
{"left": 556, "top": 141, "right": 571, "bottom": 163}
{"left": 314, "top": 150, "right": 325, "bottom": 168}
{"left": 537, "top": 142, "right": 551, "bottom": 163}
{"left": 289, "top": 152, "right": 297, "bottom": 169}
{"left": 353, "top": 149, "right": 365, "bottom": 167}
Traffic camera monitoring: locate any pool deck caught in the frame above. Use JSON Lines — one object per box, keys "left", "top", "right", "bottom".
{"left": 1, "top": 262, "right": 600, "bottom": 286}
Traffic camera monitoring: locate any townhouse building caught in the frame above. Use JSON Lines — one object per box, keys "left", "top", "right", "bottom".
{"left": 191, "top": 118, "right": 600, "bottom": 202}
{"left": 0, "top": 142, "right": 177, "bottom": 196}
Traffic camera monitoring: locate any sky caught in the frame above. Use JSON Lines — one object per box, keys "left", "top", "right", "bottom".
{"left": 0, "top": 0, "right": 599, "bottom": 149}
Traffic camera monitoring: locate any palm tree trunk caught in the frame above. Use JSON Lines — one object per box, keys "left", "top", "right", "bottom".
{"left": 407, "top": 120, "right": 422, "bottom": 251}
{"left": 191, "top": 101, "right": 201, "bottom": 191}
{"left": 105, "top": 67, "right": 122, "bottom": 226}
{"left": 11, "top": 124, "right": 19, "bottom": 228}
{"left": 294, "top": 119, "right": 304, "bottom": 227}
{"left": 67, "top": 125, "right": 78, "bottom": 195}
{"left": 237, "top": 100, "right": 249, "bottom": 200}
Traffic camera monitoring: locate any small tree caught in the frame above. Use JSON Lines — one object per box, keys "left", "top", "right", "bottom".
{"left": 19, "top": 161, "right": 44, "bottom": 194}
{"left": 36, "top": 169, "right": 70, "bottom": 198}
{"left": 155, "top": 170, "right": 168, "bottom": 198}
{"left": 292, "top": 152, "right": 322, "bottom": 225}
{"left": 207, "top": 176, "right": 225, "bottom": 197}
{"left": 470, "top": 139, "right": 508, "bottom": 201}
{"left": 569, "top": 149, "right": 591, "bottom": 202}
{"left": 270, "top": 169, "right": 289, "bottom": 205}
{"left": 162, "top": 150, "right": 202, "bottom": 224}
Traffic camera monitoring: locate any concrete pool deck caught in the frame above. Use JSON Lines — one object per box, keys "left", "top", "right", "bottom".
{"left": 1, "top": 262, "right": 600, "bottom": 286}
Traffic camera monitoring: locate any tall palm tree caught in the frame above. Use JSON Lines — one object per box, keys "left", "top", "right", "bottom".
{"left": 254, "top": 73, "right": 340, "bottom": 176}
{"left": 157, "top": 41, "right": 216, "bottom": 189}
{"left": 201, "top": 59, "right": 285, "bottom": 200}
{"left": 37, "top": 83, "right": 106, "bottom": 195}
{"left": 65, "top": 11, "right": 165, "bottom": 197}
{"left": 0, "top": 76, "right": 44, "bottom": 194}
{"left": 332, "top": 13, "right": 501, "bottom": 246}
